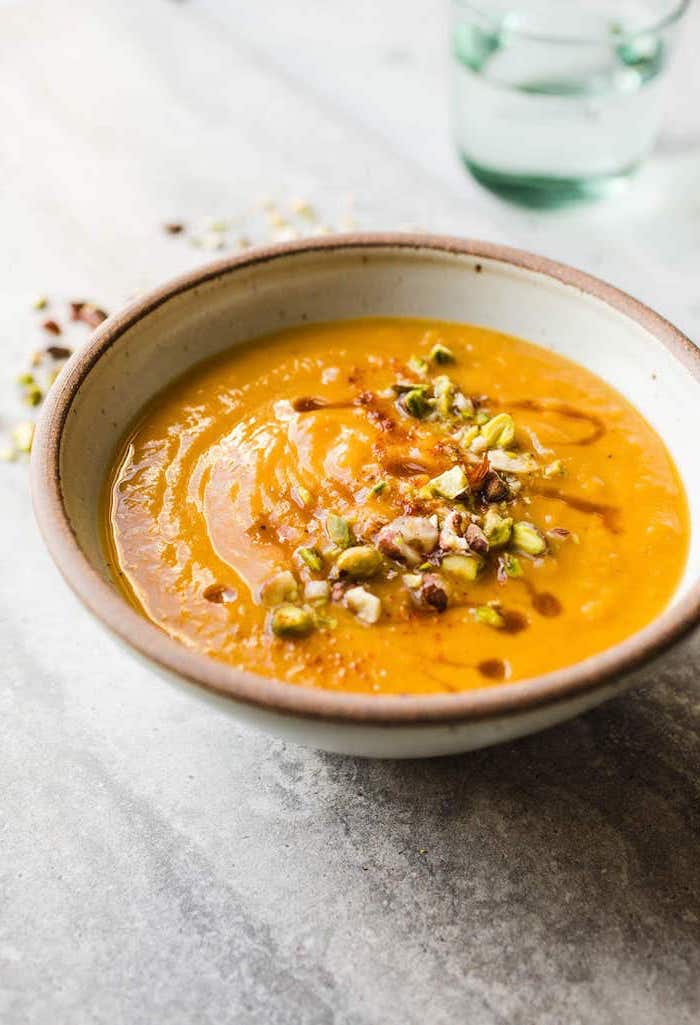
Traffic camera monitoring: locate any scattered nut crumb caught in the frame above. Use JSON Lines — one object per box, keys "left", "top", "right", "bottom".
{"left": 11, "top": 421, "right": 34, "bottom": 453}
{"left": 42, "top": 319, "right": 61, "bottom": 336}
{"left": 70, "top": 302, "right": 108, "bottom": 327}
{"left": 46, "top": 345, "right": 72, "bottom": 360}
{"left": 265, "top": 210, "right": 287, "bottom": 229}
{"left": 290, "top": 198, "right": 316, "bottom": 220}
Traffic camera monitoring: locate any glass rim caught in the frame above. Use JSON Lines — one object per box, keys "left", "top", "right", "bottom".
{"left": 452, "top": 0, "right": 691, "bottom": 45}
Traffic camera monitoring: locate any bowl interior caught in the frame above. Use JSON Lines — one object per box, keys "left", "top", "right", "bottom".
{"left": 56, "top": 242, "right": 700, "bottom": 611}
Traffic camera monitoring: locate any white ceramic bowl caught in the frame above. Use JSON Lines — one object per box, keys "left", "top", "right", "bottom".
{"left": 31, "top": 235, "right": 700, "bottom": 757}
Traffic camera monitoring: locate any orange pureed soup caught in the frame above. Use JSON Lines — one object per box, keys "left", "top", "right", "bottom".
{"left": 103, "top": 318, "right": 689, "bottom": 694}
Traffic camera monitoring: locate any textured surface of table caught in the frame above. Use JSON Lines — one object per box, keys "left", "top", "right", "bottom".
{"left": 1, "top": 2, "right": 699, "bottom": 1022}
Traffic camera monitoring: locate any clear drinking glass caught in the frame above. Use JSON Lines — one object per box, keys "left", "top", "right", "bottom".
{"left": 450, "top": 0, "right": 689, "bottom": 206}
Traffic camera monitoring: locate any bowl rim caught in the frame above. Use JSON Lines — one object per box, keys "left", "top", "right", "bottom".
{"left": 31, "top": 233, "right": 700, "bottom": 727}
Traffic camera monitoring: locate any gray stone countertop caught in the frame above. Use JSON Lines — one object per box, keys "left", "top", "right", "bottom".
{"left": 1, "top": 2, "right": 699, "bottom": 1022}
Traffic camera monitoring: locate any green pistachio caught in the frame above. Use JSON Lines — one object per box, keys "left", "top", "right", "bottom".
{"left": 502, "top": 552, "right": 523, "bottom": 578}
{"left": 459, "top": 425, "right": 479, "bottom": 449}
{"left": 259, "top": 570, "right": 299, "bottom": 608}
{"left": 429, "top": 342, "right": 455, "bottom": 365}
{"left": 433, "top": 375, "right": 455, "bottom": 418}
{"left": 326, "top": 512, "right": 353, "bottom": 549}
{"left": 32, "top": 296, "right": 48, "bottom": 311}
{"left": 441, "top": 553, "right": 483, "bottom": 583}
{"left": 512, "top": 521, "right": 547, "bottom": 557}
{"left": 473, "top": 605, "right": 505, "bottom": 629}
{"left": 426, "top": 464, "right": 468, "bottom": 501}
{"left": 297, "top": 546, "right": 323, "bottom": 572}
{"left": 23, "top": 384, "right": 43, "bottom": 407}
{"left": 480, "top": 412, "right": 515, "bottom": 449}
{"left": 407, "top": 355, "right": 429, "bottom": 378}
{"left": 482, "top": 508, "right": 513, "bottom": 548}
{"left": 335, "top": 545, "right": 383, "bottom": 579}
{"left": 454, "top": 392, "right": 474, "bottom": 419}
{"left": 17, "top": 372, "right": 35, "bottom": 386}
{"left": 270, "top": 603, "right": 314, "bottom": 637}
{"left": 487, "top": 449, "right": 539, "bottom": 475}
{"left": 369, "top": 480, "right": 387, "bottom": 496}
{"left": 403, "top": 388, "right": 431, "bottom": 419}
{"left": 295, "top": 485, "right": 313, "bottom": 507}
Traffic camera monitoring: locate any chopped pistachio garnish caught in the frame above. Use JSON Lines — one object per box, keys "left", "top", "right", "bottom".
{"left": 326, "top": 512, "right": 353, "bottom": 549}
{"left": 502, "top": 552, "right": 524, "bottom": 578}
{"left": 376, "top": 516, "right": 439, "bottom": 566}
{"left": 345, "top": 586, "right": 382, "bottom": 624}
{"left": 402, "top": 573, "right": 423, "bottom": 589}
{"left": 486, "top": 450, "right": 539, "bottom": 475}
{"left": 32, "top": 296, "right": 48, "bottom": 311}
{"left": 512, "top": 521, "right": 546, "bottom": 557}
{"left": 439, "top": 510, "right": 469, "bottom": 553}
{"left": 407, "top": 355, "right": 429, "bottom": 378}
{"left": 17, "top": 372, "right": 35, "bottom": 386}
{"left": 474, "top": 605, "right": 506, "bottom": 629}
{"left": 335, "top": 545, "right": 383, "bottom": 579}
{"left": 433, "top": 375, "right": 454, "bottom": 418}
{"left": 297, "top": 546, "right": 323, "bottom": 572}
{"left": 482, "top": 471, "right": 510, "bottom": 503}
{"left": 259, "top": 570, "right": 299, "bottom": 608}
{"left": 265, "top": 356, "right": 564, "bottom": 627}
{"left": 459, "top": 425, "right": 479, "bottom": 449}
{"left": 304, "top": 580, "right": 330, "bottom": 603}
{"left": 415, "top": 574, "right": 449, "bottom": 612}
{"left": 429, "top": 342, "right": 455, "bottom": 365}
{"left": 402, "top": 388, "right": 431, "bottom": 419}
{"left": 425, "top": 464, "right": 468, "bottom": 501}
{"left": 11, "top": 421, "right": 34, "bottom": 453}
{"left": 441, "top": 553, "right": 483, "bottom": 583}
{"left": 480, "top": 412, "right": 515, "bottom": 449}
{"left": 392, "top": 380, "right": 429, "bottom": 395}
{"left": 453, "top": 392, "right": 474, "bottom": 419}
{"left": 295, "top": 485, "right": 313, "bottom": 507}
{"left": 465, "top": 521, "right": 489, "bottom": 554}
{"left": 543, "top": 459, "right": 565, "bottom": 478}
{"left": 270, "top": 603, "right": 314, "bottom": 637}
{"left": 482, "top": 508, "right": 513, "bottom": 548}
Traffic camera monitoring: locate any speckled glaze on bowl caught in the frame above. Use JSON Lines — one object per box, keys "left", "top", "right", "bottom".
{"left": 31, "top": 235, "right": 700, "bottom": 758}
